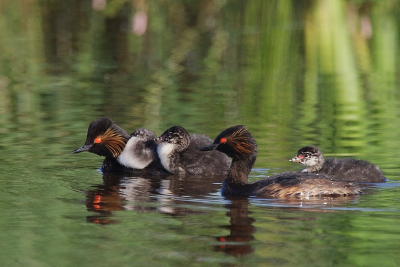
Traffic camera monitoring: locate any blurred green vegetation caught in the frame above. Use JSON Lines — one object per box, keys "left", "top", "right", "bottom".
{"left": 1, "top": 1, "right": 400, "bottom": 167}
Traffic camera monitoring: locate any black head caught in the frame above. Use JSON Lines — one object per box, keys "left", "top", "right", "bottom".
{"left": 71, "top": 117, "right": 130, "bottom": 158}
{"left": 290, "top": 145, "right": 323, "bottom": 165}
{"left": 158, "top": 126, "right": 190, "bottom": 152}
{"left": 201, "top": 125, "right": 257, "bottom": 160}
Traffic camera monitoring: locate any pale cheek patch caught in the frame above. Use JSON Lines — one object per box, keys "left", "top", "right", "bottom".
{"left": 117, "top": 137, "right": 151, "bottom": 169}
{"left": 157, "top": 143, "right": 175, "bottom": 172}
{"left": 307, "top": 157, "right": 319, "bottom": 166}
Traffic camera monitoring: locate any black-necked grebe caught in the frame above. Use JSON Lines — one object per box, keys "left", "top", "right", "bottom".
{"left": 157, "top": 126, "right": 230, "bottom": 175}
{"left": 72, "top": 117, "right": 169, "bottom": 175}
{"left": 200, "top": 125, "right": 361, "bottom": 198}
{"left": 290, "top": 145, "right": 385, "bottom": 183}
{"left": 72, "top": 117, "right": 129, "bottom": 158}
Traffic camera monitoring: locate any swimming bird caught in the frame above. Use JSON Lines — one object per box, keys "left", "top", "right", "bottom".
{"left": 200, "top": 125, "right": 362, "bottom": 198}
{"left": 290, "top": 145, "right": 385, "bottom": 183}
{"left": 72, "top": 117, "right": 169, "bottom": 175}
{"left": 157, "top": 126, "right": 230, "bottom": 175}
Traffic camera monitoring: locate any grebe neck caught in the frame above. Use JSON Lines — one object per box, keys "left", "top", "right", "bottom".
{"left": 226, "top": 157, "right": 255, "bottom": 184}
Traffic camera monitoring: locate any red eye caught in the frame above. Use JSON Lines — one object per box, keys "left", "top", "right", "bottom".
{"left": 220, "top": 137, "right": 227, "bottom": 144}
{"left": 94, "top": 137, "right": 102, "bottom": 144}
{"left": 93, "top": 195, "right": 101, "bottom": 204}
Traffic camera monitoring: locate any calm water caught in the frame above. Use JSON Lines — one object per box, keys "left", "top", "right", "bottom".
{"left": 1, "top": 1, "right": 400, "bottom": 266}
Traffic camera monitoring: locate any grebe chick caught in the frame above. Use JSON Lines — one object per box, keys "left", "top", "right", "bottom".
{"left": 157, "top": 126, "right": 230, "bottom": 175}
{"left": 118, "top": 128, "right": 158, "bottom": 169}
{"left": 117, "top": 128, "right": 170, "bottom": 175}
{"left": 200, "top": 125, "right": 361, "bottom": 198}
{"left": 72, "top": 117, "right": 169, "bottom": 175}
{"left": 290, "top": 145, "right": 385, "bottom": 183}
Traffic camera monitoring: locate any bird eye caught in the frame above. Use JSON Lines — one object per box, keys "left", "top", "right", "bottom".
{"left": 94, "top": 137, "right": 101, "bottom": 144}
{"left": 220, "top": 137, "right": 227, "bottom": 144}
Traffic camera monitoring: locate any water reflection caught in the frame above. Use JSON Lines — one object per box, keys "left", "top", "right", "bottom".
{"left": 84, "top": 167, "right": 365, "bottom": 226}
{"left": 85, "top": 172, "right": 224, "bottom": 224}
{"left": 214, "top": 197, "right": 255, "bottom": 257}
{"left": 86, "top": 172, "right": 159, "bottom": 224}
{"left": 212, "top": 194, "right": 362, "bottom": 259}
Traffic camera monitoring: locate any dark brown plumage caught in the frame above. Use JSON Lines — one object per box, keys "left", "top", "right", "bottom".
{"left": 201, "top": 125, "right": 362, "bottom": 198}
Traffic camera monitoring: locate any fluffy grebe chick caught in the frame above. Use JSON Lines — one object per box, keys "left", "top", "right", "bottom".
{"left": 200, "top": 125, "right": 361, "bottom": 198}
{"left": 72, "top": 117, "right": 169, "bottom": 175}
{"left": 290, "top": 145, "right": 385, "bottom": 183}
{"left": 157, "top": 126, "right": 231, "bottom": 175}
{"left": 118, "top": 128, "right": 159, "bottom": 169}
{"left": 117, "top": 128, "right": 170, "bottom": 175}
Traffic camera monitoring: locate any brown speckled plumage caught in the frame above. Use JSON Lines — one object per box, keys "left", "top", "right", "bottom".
{"left": 290, "top": 145, "right": 386, "bottom": 183}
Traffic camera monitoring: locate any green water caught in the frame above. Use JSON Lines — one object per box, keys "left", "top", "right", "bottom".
{"left": 1, "top": 0, "right": 400, "bottom": 266}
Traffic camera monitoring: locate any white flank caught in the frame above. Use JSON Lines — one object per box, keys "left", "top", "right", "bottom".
{"left": 117, "top": 137, "right": 150, "bottom": 169}
{"left": 157, "top": 142, "right": 174, "bottom": 173}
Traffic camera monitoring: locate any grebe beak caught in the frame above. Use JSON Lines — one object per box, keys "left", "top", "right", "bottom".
{"left": 289, "top": 156, "right": 300, "bottom": 162}
{"left": 157, "top": 135, "right": 167, "bottom": 142}
{"left": 71, "top": 144, "right": 92, "bottom": 154}
{"left": 200, "top": 143, "right": 218, "bottom": 151}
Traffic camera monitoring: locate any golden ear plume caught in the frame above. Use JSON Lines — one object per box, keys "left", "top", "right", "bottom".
{"left": 98, "top": 127, "right": 127, "bottom": 157}
{"left": 228, "top": 127, "right": 252, "bottom": 155}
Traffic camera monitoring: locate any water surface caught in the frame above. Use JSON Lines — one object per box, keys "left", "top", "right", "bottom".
{"left": 1, "top": 1, "right": 400, "bottom": 266}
